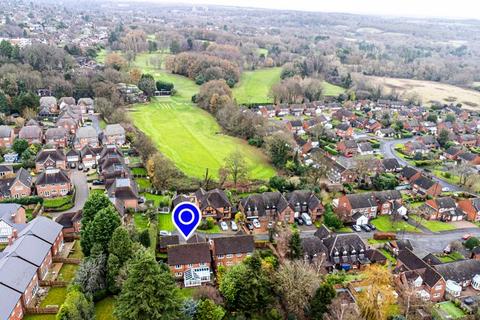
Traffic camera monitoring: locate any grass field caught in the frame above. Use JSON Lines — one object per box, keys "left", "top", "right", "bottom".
{"left": 370, "top": 215, "right": 419, "bottom": 233}
{"left": 158, "top": 213, "right": 175, "bottom": 232}
{"left": 322, "top": 81, "right": 346, "bottom": 96}
{"left": 410, "top": 215, "right": 456, "bottom": 232}
{"left": 359, "top": 74, "right": 480, "bottom": 109}
{"left": 435, "top": 301, "right": 465, "bottom": 319}
{"left": 130, "top": 98, "right": 275, "bottom": 180}
{"left": 233, "top": 67, "right": 281, "bottom": 104}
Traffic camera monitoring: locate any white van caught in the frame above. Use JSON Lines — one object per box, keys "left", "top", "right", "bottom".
{"left": 301, "top": 213, "right": 312, "bottom": 226}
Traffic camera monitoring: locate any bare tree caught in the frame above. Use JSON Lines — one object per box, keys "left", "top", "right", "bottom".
{"left": 222, "top": 150, "right": 248, "bottom": 187}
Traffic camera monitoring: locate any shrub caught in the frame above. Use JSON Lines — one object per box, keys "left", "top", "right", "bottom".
{"left": 1, "top": 196, "right": 43, "bottom": 205}
{"left": 465, "top": 237, "right": 480, "bottom": 250}
{"left": 198, "top": 217, "right": 215, "bottom": 230}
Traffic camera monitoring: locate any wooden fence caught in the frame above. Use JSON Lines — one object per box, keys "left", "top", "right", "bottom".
{"left": 52, "top": 257, "right": 81, "bottom": 264}
{"left": 40, "top": 280, "right": 68, "bottom": 287}
{"left": 26, "top": 306, "right": 59, "bottom": 315}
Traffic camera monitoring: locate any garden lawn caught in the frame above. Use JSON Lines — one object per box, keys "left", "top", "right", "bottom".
{"left": 136, "top": 177, "right": 152, "bottom": 189}
{"left": 68, "top": 241, "right": 83, "bottom": 259}
{"left": 436, "top": 251, "right": 464, "bottom": 263}
{"left": 410, "top": 215, "right": 456, "bottom": 232}
{"left": 141, "top": 192, "right": 170, "bottom": 207}
{"left": 24, "top": 316, "right": 56, "bottom": 320}
{"left": 95, "top": 296, "right": 117, "bottom": 320}
{"left": 131, "top": 167, "right": 147, "bottom": 176}
{"left": 130, "top": 98, "right": 275, "bottom": 180}
{"left": 233, "top": 67, "right": 281, "bottom": 104}
{"left": 43, "top": 195, "right": 73, "bottom": 211}
{"left": 58, "top": 264, "right": 78, "bottom": 282}
{"left": 436, "top": 301, "right": 465, "bottom": 319}
{"left": 197, "top": 224, "right": 222, "bottom": 234}
{"left": 134, "top": 213, "right": 149, "bottom": 230}
{"left": 370, "top": 216, "right": 419, "bottom": 233}
{"left": 158, "top": 213, "right": 175, "bottom": 232}
{"left": 379, "top": 249, "right": 397, "bottom": 264}
{"left": 40, "top": 287, "right": 67, "bottom": 307}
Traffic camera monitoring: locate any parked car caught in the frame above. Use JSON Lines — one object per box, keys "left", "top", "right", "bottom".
{"left": 463, "top": 233, "right": 472, "bottom": 241}
{"left": 246, "top": 223, "right": 254, "bottom": 231}
{"left": 220, "top": 221, "right": 228, "bottom": 231}
{"left": 301, "top": 213, "right": 312, "bottom": 226}
{"left": 402, "top": 215, "right": 409, "bottom": 221}
{"left": 159, "top": 230, "right": 171, "bottom": 236}
{"left": 138, "top": 196, "right": 146, "bottom": 204}
{"left": 442, "top": 187, "right": 450, "bottom": 192}
{"left": 78, "top": 163, "right": 84, "bottom": 171}
{"left": 231, "top": 221, "right": 238, "bottom": 231}
{"left": 360, "top": 224, "right": 371, "bottom": 232}
{"left": 366, "top": 223, "right": 376, "bottom": 231}
{"left": 92, "top": 179, "right": 104, "bottom": 186}
{"left": 69, "top": 162, "right": 76, "bottom": 169}
{"left": 252, "top": 219, "right": 261, "bottom": 229}
{"left": 295, "top": 217, "right": 304, "bottom": 225}
{"left": 351, "top": 224, "right": 362, "bottom": 232}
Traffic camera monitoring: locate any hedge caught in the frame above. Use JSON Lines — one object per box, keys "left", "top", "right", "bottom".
{"left": 1, "top": 196, "right": 43, "bottom": 205}
{"left": 323, "top": 145, "right": 339, "bottom": 155}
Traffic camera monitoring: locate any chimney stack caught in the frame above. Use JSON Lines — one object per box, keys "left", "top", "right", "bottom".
{"left": 8, "top": 235, "right": 14, "bottom": 246}
{"left": 12, "top": 229, "right": 18, "bottom": 240}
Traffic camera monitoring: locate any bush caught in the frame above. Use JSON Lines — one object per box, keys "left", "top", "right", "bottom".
{"left": 198, "top": 217, "right": 215, "bottom": 230}
{"left": 323, "top": 145, "right": 338, "bottom": 155}
{"left": 465, "top": 237, "right": 480, "bottom": 250}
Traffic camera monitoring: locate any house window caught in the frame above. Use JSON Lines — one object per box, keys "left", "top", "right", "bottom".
{"left": 226, "top": 261, "right": 233, "bottom": 266}
{"left": 435, "top": 285, "right": 443, "bottom": 291}
{"left": 200, "top": 263, "right": 207, "bottom": 267}
{"left": 218, "top": 255, "right": 224, "bottom": 259}
{"left": 175, "top": 272, "right": 182, "bottom": 277}
{"left": 433, "top": 293, "right": 440, "bottom": 298}
{"left": 175, "top": 265, "right": 181, "bottom": 270}
{"left": 226, "top": 254, "right": 233, "bottom": 259}
{"left": 188, "top": 264, "right": 194, "bottom": 268}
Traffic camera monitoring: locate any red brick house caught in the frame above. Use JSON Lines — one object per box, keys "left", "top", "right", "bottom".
{"left": 18, "top": 216, "right": 65, "bottom": 257}
{"left": 44, "top": 127, "right": 68, "bottom": 148}
{"left": 0, "top": 204, "right": 26, "bottom": 244}
{"left": 35, "top": 149, "right": 67, "bottom": 172}
{"left": 337, "top": 140, "right": 358, "bottom": 156}
{"left": 35, "top": 168, "right": 71, "bottom": 198}
{"left": 410, "top": 175, "right": 442, "bottom": 197}
{"left": 18, "top": 125, "right": 43, "bottom": 145}
{"left": 458, "top": 152, "right": 480, "bottom": 165}
{"left": 239, "top": 192, "right": 294, "bottom": 224}
{"left": 457, "top": 198, "right": 480, "bottom": 222}
{"left": 193, "top": 188, "right": 233, "bottom": 220}
{"left": 0, "top": 283, "right": 24, "bottom": 320}
{"left": 212, "top": 235, "right": 254, "bottom": 268}
{"left": 457, "top": 134, "right": 477, "bottom": 147}
{"left": 286, "top": 190, "right": 324, "bottom": 221}
{"left": 424, "top": 197, "right": 463, "bottom": 221}
{"left": 335, "top": 123, "right": 353, "bottom": 139}
{"left": 0, "top": 168, "right": 33, "bottom": 200}
{"left": 167, "top": 242, "right": 211, "bottom": 287}
{"left": 107, "top": 178, "right": 139, "bottom": 215}
{"left": 395, "top": 249, "right": 446, "bottom": 302}
{"left": 0, "top": 125, "right": 15, "bottom": 148}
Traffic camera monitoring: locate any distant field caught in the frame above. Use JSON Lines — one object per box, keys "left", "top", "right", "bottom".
{"left": 233, "top": 67, "right": 345, "bottom": 105}
{"left": 360, "top": 75, "right": 480, "bottom": 109}
{"left": 233, "top": 67, "right": 281, "bottom": 104}
{"left": 130, "top": 98, "right": 275, "bottom": 180}
{"left": 129, "top": 52, "right": 275, "bottom": 180}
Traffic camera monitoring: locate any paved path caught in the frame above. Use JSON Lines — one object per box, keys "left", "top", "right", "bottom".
{"left": 379, "top": 137, "right": 464, "bottom": 192}
{"left": 52, "top": 171, "right": 89, "bottom": 218}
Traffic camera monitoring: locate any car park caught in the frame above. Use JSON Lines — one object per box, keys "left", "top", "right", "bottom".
{"left": 220, "top": 221, "right": 228, "bottom": 231}
{"left": 252, "top": 219, "right": 261, "bottom": 229}
{"left": 231, "top": 221, "right": 238, "bottom": 231}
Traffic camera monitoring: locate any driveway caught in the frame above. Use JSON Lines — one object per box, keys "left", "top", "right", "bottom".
{"left": 379, "top": 137, "right": 464, "bottom": 192}
{"left": 52, "top": 170, "right": 89, "bottom": 218}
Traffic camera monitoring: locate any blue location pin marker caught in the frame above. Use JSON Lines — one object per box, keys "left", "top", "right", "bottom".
{"left": 172, "top": 202, "right": 202, "bottom": 241}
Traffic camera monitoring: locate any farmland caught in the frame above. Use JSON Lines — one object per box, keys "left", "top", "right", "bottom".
{"left": 359, "top": 74, "right": 480, "bottom": 109}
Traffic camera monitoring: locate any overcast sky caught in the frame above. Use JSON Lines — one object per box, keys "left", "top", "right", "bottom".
{"left": 149, "top": 0, "right": 480, "bottom": 19}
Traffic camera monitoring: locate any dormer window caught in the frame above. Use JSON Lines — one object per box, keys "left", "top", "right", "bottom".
{"left": 351, "top": 249, "right": 356, "bottom": 254}
{"left": 334, "top": 251, "right": 339, "bottom": 256}
{"left": 343, "top": 250, "right": 347, "bottom": 255}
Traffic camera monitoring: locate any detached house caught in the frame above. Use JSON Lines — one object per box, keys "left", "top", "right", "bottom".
{"left": 194, "top": 188, "right": 233, "bottom": 220}
{"left": 285, "top": 190, "right": 324, "bottom": 221}
{"left": 74, "top": 126, "right": 98, "bottom": 150}
{"left": 35, "top": 168, "right": 71, "bottom": 198}
{"left": 335, "top": 123, "right": 353, "bottom": 139}
{"left": 434, "top": 260, "right": 480, "bottom": 296}
{"left": 458, "top": 198, "right": 480, "bottom": 222}
{"left": 458, "top": 152, "right": 480, "bottom": 166}
{"left": 0, "top": 125, "right": 15, "bottom": 148}
{"left": 18, "top": 125, "right": 43, "bottom": 144}
{"left": 102, "top": 124, "right": 126, "bottom": 146}
{"left": 335, "top": 193, "right": 377, "bottom": 225}
{"left": 0, "top": 168, "right": 33, "bottom": 199}
{"left": 404, "top": 141, "right": 428, "bottom": 156}
{"left": 239, "top": 192, "right": 294, "bottom": 224}
{"left": 35, "top": 149, "right": 66, "bottom": 172}
{"left": 167, "top": 242, "right": 211, "bottom": 287}
{"left": 410, "top": 175, "right": 442, "bottom": 197}
{"left": 424, "top": 197, "right": 463, "bottom": 221}
{"left": 395, "top": 249, "right": 445, "bottom": 302}
{"left": 44, "top": 127, "right": 68, "bottom": 148}
{"left": 212, "top": 235, "right": 254, "bottom": 268}
{"left": 337, "top": 140, "right": 358, "bottom": 157}
{"left": 107, "top": 178, "right": 139, "bottom": 214}
{"left": 0, "top": 204, "right": 26, "bottom": 243}
{"left": 77, "top": 97, "right": 94, "bottom": 114}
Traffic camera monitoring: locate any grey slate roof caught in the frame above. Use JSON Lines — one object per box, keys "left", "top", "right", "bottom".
{"left": 45, "top": 127, "right": 67, "bottom": 140}
{"left": 17, "top": 216, "right": 63, "bottom": 245}
{"left": 35, "top": 168, "right": 70, "bottom": 186}
{"left": 0, "top": 283, "right": 22, "bottom": 320}
{"left": 213, "top": 235, "right": 254, "bottom": 255}
{"left": 35, "top": 149, "right": 66, "bottom": 163}
{"left": 18, "top": 125, "right": 42, "bottom": 139}
{"left": 104, "top": 124, "right": 125, "bottom": 136}
{"left": 0, "top": 255, "right": 37, "bottom": 293}
{"left": 76, "top": 126, "right": 98, "bottom": 138}
{"left": 0, "top": 125, "right": 13, "bottom": 138}
{"left": 2, "top": 234, "right": 51, "bottom": 267}
{"left": 434, "top": 260, "right": 480, "bottom": 283}
{"left": 167, "top": 242, "right": 211, "bottom": 266}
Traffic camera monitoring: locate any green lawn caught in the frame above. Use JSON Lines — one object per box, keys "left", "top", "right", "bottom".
{"left": 436, "top": 251, "right": 464, "bottom": 263}
{"left": 179, "top": 287, "right": 197, "bottom": 299}
{"left": 40, "top": 287, "right": 67, "bottom": 307}
{"left": 133, "top": 213, "right": 149, "bottom": 230}
{"left": 130, "top": 52, "right": 275, "bottom": 180}
{"left": 158, "top": 213, "right": 175, "bottom": 232}
{"left": 135, "top": 177, "right": 152, "bottom": 189}
{"left": 58, "top": 264, "right": 78, "bottom": 282}
{"left": 130, "top": 98, "right": 275, "bottom": 180}
{"left": 410, "top": 215, "right": 456, "bottom": 232}
{"left": 131, "top": 167, "right": 147, "bottom": 176}
{"left": 24, "top": 316, "right": 56, "bottom": 320}
{"left": 322, "top": 81, "right": 346, "bottom": 96}
{"left": 141, "top": 192, "right": 170, "bottom": 207}
{"left": 68, "top": 241, "right": 83, "bottom": 259}
{"left": 233, "top": 67, "right": 281, "bottom": 104}
{"left": 370, "top": 215, "right": 419, "bottom": 233}
{"left": 436, "top": 301, "right": 465, "bottom": 319}
{"left": 95, "top": 296, "right": 117, "bottom": 320}
{"left": 197, "top": 224, "right": 222, "bottom": 234}
{"left": 379, "top": 249, "right": 397, "bottom": 264}
{"left": 43, "top": 195, "right": 73, "bottom": 211}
